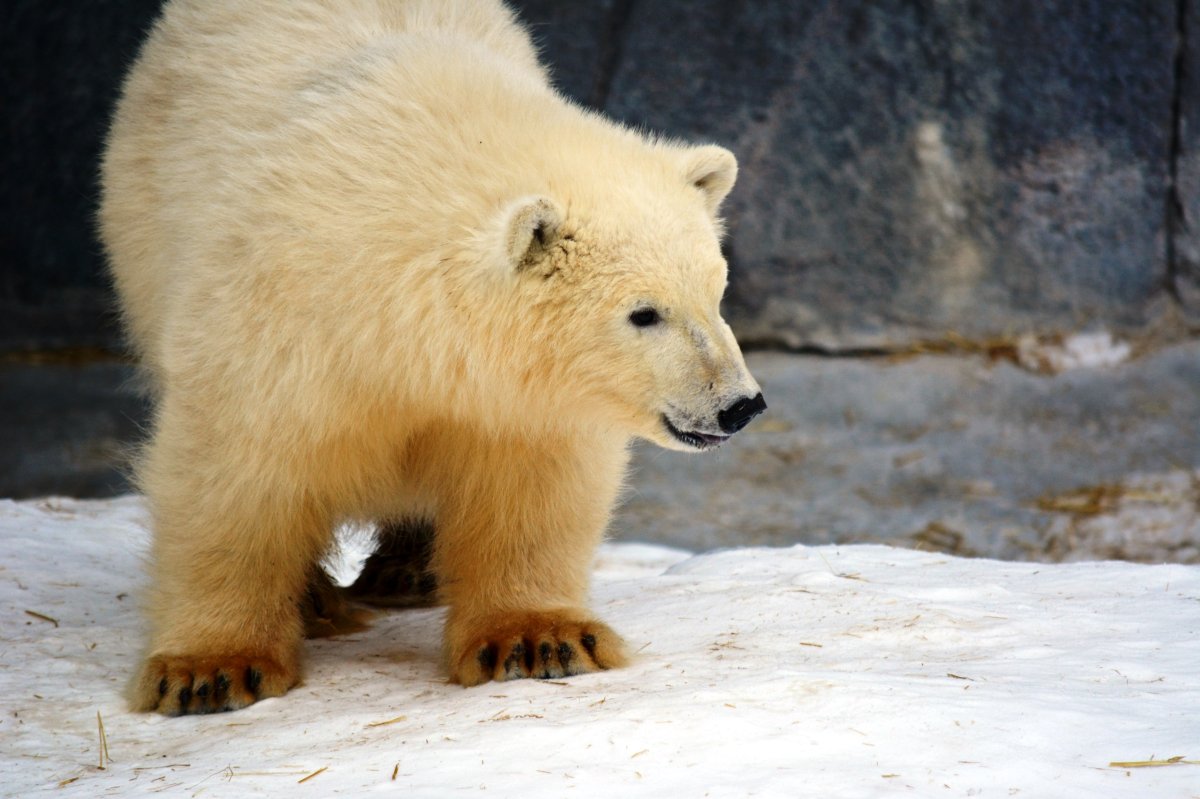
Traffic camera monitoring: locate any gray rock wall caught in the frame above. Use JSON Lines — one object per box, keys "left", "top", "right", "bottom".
{"left": 0, "top": 0, "right": 164, "bottom": 352}
{"left": 517, "top": 0, "right": 1192, "bottom": 348}
{"left": 1175, "top": 0, "right": 1200, "bottom": 319}
{"left": 2, "top": 0, "right": 1195, "bottom": 352}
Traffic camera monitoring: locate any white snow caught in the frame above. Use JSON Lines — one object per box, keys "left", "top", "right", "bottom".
{"left": 1014, "top": 331, "right": 1132, "bottom": 374}
{"left": 2, "top": 497, "right": 1198, "bottom": 798}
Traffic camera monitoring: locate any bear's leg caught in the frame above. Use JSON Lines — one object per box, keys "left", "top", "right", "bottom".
{"left": 301, "top": 565, "right": 376, "bottom": 639}
{"left": 344, "top": 518, "right": 439, "bottom": 608}
{"left": 302, "top": 518, "right": 434, "bottom": 637}
{"left": 422, "top": 428, "right": 631, "bottom": 686}
{"left": 130, "top": 425, "right": 332, "bottom": 715}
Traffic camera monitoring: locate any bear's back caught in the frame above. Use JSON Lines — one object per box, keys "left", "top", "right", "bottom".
{"left": 100, "top": 0, "right": 549, "bottom": 381}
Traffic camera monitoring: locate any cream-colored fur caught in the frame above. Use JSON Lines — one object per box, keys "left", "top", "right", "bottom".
{"left": 100, "top": 0, "right": 761, "bottom": 715}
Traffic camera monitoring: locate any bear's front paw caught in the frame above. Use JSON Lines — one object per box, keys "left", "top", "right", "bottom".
{"left": 448, "top": 609, "right": 628, "bottom": 687}
{"left": 132, "top": 653, "right": 298, "bottom": 715}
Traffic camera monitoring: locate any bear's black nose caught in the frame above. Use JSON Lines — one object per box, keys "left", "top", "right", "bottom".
{"left": 717, "top": 393, "right": 767, "bottom": 434}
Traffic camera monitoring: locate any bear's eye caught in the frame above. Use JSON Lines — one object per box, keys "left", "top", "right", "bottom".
{"left": 628, "top": 308, "right": 662, "bottom": 328}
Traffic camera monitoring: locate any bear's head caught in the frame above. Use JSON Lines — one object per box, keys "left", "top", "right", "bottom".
{"left": 487, "top": 142, "right": 764, "bottom": 452}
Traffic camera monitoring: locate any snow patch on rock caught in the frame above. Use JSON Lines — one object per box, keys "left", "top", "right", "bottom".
{"left": 1015, "top": 331, "right": 1132, "bottom": 374}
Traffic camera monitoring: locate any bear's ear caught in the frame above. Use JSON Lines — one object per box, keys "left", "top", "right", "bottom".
{"left": 682, "top": 145, "right": 738, "bottom": 215}
{"left": 500, "top": 196, "right": 564, "bottom": 271}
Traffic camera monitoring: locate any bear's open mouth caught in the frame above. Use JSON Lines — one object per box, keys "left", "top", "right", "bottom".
{"left": 662, "top": 416, "right": 730, "bottom": 450}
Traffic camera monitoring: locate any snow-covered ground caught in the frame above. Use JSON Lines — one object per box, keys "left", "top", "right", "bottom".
{"left": 2, "top": 497, "right": 1198, "bottom": 798}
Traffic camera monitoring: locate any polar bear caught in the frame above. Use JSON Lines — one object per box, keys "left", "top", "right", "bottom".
{"left": 100, "top": 0, "right": 765, "bottom": 715}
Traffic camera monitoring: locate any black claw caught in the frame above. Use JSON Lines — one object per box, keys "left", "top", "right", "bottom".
{"left": 512, "top": 641, "right": 530, "bottom": 673}
{"left": 214, "top": 673, "right": 230, "bottom": 702}
{"left": 536, "top": 642, "right": 556, "bottom": 678}
{"left": 504, "top": 641, "right": 529, "bottom": 677}
{"left": 246, "top": 667, "right": 262, "bottom": 696}
{"left": 580, "top": 634, "right": 597, "bottom": 657}
{"left": 195, "top": 682, "right": 210, "bottom": 700}
{"left": 158, "top": 677, "right": 169, "bottom": 696}
{"left": 477, "top": 645, "right": 498, "bottom": 672}
{"left": 557, "top": 642, "right": 573, "bottom": 667}
{"left": 178, "top": 685, "right": 192, "bottom": 708}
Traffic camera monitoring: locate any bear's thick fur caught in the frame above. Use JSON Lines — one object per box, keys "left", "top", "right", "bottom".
{"left": 101, "top": 0, "right": 763, "bottom": 715}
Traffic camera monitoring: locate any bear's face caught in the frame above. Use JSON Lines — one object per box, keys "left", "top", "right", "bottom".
{"left": 599, "top": 252, "right": 764, "bottom": 453}
{"left": 498, "top": 145, "right": 764, "bottom": 451}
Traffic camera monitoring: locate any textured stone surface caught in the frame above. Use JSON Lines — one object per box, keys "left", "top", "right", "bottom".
{"left": 613, "top": 340, "right": 1200, "bottom": 563}
{"left": 1174, "top": 0, "right": 1200, "bottom": 321}
{"left": 5, "top": 343, "right": 1198, "bottom": 564}
{"left": 0, "top": 361, "right": 148, "bottom": 498}
{"left": 0, "top": 0, "right": 163, "bottom": 352}
{"left": 509, "top": 0, "right": 622, "bottom": 107}
{"left": 603, "top": 0, "right": 1179, "bottom": 348}
{"left": 4, "top": 0, "right": 1199, "bottom": 567}
{"left": 1, "top": 0, "right": 1191, "bottom": 352}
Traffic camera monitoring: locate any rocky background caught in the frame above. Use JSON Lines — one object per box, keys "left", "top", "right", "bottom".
{"left": 5, "top": 1, "right": 1198, "bottom": 354}
{"left": 2, "top": 2, "right": 1197, "bottom": 561}
{"left": 531, "top": 0, "right": 1197, "bottom": 347}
